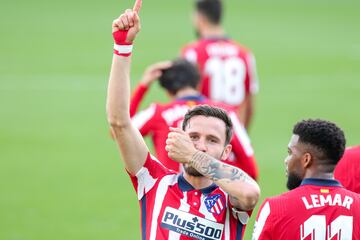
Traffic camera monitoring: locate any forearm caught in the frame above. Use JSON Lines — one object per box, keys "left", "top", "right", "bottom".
{"left": 189, "top": 151, "right": 260, "bottom": 210}
{"left": 107, "top": 55, "right": 132, "bottom": 125}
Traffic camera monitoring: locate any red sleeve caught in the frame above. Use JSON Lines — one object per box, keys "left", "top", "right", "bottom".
{"left": 252, "top": 200, "right": 273, "bottom": 240}
{"left": 130, "top": 84, "right": 148, "bottom": 117}
{"left": 228, "top": 111, "right": 259, "bottom": 180}
{"left": 230, "top": 137, "right": 258, "bottom": 180}
{"left": 128, "top": 153, "right": 174, "bottom": 200}
{"left": 131, "top": 103, "right": 157, "bottom": 136}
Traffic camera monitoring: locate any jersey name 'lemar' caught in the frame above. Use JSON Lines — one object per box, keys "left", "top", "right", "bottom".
{"left": 301, "top": 193, "right": 353, "bottom": 210}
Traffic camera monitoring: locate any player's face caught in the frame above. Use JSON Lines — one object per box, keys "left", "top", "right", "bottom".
{"left": 183, "top": 115, "right": 232, "bottom": 176}
{"left": 285, "top": 134, "right": 305, "bottom": 190}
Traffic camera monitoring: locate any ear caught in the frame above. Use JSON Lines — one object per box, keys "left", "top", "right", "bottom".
{"left": 221, "top": 144, "right": 232, "bottom": 160}
{"left": 302, "top": 152, "right": 313, "bottom": 168}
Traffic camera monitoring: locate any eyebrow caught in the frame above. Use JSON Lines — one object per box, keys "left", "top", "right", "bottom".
{"left": 188, "top": 132, "right": 221, "bottom": 141}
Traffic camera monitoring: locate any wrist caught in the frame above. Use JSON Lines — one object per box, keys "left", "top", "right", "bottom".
{"left": 113, "top": 43, "right": 133, "bottom": 57}
{"left": 189, "top": 150, "right": 201, "bottom": 166}
{"left": 113, "top": 29, "right": 133, "bottom": 57}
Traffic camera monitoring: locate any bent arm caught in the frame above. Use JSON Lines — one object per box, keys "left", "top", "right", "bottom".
{"left": 189, "top": 151, "right": 260, "bottom": 211}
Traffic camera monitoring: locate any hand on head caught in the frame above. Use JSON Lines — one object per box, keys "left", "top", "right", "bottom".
{"left": 141, "top": 61, "right": 173, "bottom": 86}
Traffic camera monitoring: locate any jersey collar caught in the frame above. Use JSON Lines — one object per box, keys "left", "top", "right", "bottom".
{"left": 176, "top": 95, "right": 206, "bottom": 102}
{"left": 300, "top": 178, "right": 343, "bottom": 187}
{"left": 178, "top": 174, "right": 217, "bottom": 194}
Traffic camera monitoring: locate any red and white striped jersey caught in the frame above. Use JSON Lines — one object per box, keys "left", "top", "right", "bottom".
{"left": 131, "top": 93, "right": 258, "bottom": 179}
{"left": 129, "top": 153, "right": 252, "bottom": 240}
{"left": 252, "top": 178, "right": 360, "bottom": 240}
{"left": 181, "top": 38, "right": 259, "bottom": 109}
{"left": 334, "top": 145, "right": 360, "bottom": 194}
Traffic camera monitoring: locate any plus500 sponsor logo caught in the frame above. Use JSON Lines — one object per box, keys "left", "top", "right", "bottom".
{"left": 160, "top": 207, "right": 224, "bottom": 240}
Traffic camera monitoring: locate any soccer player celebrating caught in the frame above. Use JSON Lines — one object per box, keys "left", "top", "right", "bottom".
{"left": 181, "top": 0, "right": 259, "bottom": 130}
{"left": 252, "top": 119, "right": 360, "bottom": 239}
{"left": 106, "top": 1, "right": 260, "bottom": 240}
{"left": 334, "top": 145, "right": 360, "bottom": 193}
{"left": 129, "top": 58, "right": 258, "bottom": 179}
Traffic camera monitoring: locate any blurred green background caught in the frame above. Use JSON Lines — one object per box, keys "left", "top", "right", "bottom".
{"left": 1, "top": 0, "right": 359, "bottom": 239}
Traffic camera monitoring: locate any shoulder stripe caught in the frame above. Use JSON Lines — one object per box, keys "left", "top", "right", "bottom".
{"left": 252, "top": 201, "right": 270, "bottom": 240}
{"left": 230, "top": 112, "right": 254, "bottom": 156}
{"left": 149, "top": 175, "right": 178, "bottom": 240}
{"left": 135, "top": 167, "right": 158, "bottom": 200}
{"left": 132, "top": 104, "right": 156, "bottom": 129}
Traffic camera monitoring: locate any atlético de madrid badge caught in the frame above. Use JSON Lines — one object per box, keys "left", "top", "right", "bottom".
{"left": 204, "top": 194, "right": 225, "bottom": 215}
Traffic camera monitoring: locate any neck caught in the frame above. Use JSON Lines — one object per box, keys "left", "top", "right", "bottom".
{"left": 304, "top": 164, "right": 335, "bottom": 180}
{"left": 183, "top": 172, "right": 213, "bottom": 189}
{"left": 174, "top": 88, "right": 199, "bottom": 99}
{"left": 200, "top": 24, "right": 225, "bottom": 38}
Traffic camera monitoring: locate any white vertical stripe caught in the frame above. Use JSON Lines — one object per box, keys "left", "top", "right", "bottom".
{"left": 218, "top": 199, "right": 224, "bottom": 209}
{"left": 224, "top": 208, "right": 230, "bottom": 240}
{"left": 135, "top": 167, "right": 157, "bottom": 200}
{"left": 252, "top": 202, "right": 271, "bottom": 240}
{"left": 214, "top": 204, "right": 220, "bottom": 214}
{"left": 224, "top": 192, "right": 230, "bottom": 240}
{"left": 149, "top": 175, "right": 178, "bottom": 240}
{"left": 167, "top": 192, "right": 190, "bottom": 240}
{"left": 132, "top": 104, "right": 156, "bottom": 129}
{"left": 230, "top": 112, "right": 254, "bottom": 156}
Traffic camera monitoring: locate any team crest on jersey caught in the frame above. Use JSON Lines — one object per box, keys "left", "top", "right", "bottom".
{"left": 204, "top": 194, "right": 225, "bottom": 215}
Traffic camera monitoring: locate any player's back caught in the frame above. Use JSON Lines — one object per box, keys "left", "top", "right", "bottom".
{"left": 182, "top": 38, "right": 258, "bottom": 108}
{"left": 253, "top": 178, "right": 360, "bottom": 239}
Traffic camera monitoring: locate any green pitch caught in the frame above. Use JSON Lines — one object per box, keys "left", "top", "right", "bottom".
{"left": 1, "top": 0, "right": 359, "bottom": 239}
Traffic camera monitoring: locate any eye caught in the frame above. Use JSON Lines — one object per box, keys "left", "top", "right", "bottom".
{"left": 190, "top": 135, "right": 199, "bottom": 141}
{"left": 209, "top": 138, "right": 218, "bottom": 144}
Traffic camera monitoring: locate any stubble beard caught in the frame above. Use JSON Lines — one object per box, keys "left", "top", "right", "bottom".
{"left": 183, "top": 150, "right": 225, "bottom": 177}
{"left": 286, "top": 172, "right": 303, "bottom": 190}
{"left": 183, "top": 164, "right": 203, "bottom": 177}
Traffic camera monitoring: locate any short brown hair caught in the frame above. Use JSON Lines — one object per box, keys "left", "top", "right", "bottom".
{"left": 182, "top": 105, "right": 233, "bottom": 145}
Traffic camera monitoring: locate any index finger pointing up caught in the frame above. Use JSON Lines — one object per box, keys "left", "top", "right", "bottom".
{"left": 133, "top": 0, "right": 142, "bottom": 13}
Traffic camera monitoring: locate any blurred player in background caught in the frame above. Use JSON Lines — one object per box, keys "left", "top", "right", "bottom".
{"left": 107, "top": 2, "right": 260, "bottom": 239}
{"left": 130, "top": 58, "right": 258, "bottom": 179}
{"left": 252, "top": 119, "right": 360, "bottom": 239}
{"left": 181, "top": 0, "right": 259, "bottom": 130}
{"left": 334, "top": 145, "right": 360, "bottom": 193}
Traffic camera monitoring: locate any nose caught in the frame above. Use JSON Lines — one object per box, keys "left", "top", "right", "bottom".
{"left": 284, "top": 156, "right": 289, "bottom": 166}
{"left": 193, "top": 139, "right": 207, "bottom": 152}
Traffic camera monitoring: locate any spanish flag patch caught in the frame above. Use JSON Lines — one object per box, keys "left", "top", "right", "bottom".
{"left": 186, "top": 101, "right": 197, "bottom": 107}
{"left": 320, "top": 189, "right": 329, "bottom": 193}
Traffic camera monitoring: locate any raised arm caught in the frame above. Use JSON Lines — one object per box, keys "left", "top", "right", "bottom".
{"left": 106, "top": 0, "right": 148, "bottom": 175}
{"left": 166, "top": 128, "right": 260, "bottom": 211}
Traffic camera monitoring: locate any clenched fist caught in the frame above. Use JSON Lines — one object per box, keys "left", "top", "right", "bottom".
{"left": 165, "top": 127, "right": 197, "bottom": 164}
{"left": 112, "top": 0, "right": 142, "bottom": 43}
